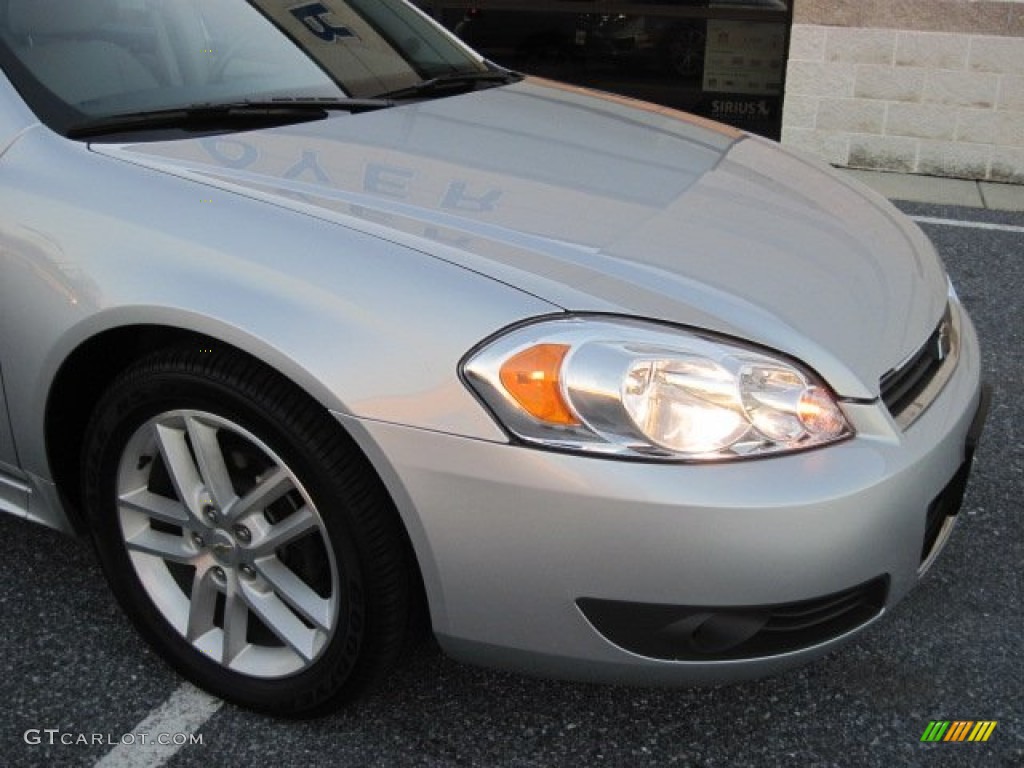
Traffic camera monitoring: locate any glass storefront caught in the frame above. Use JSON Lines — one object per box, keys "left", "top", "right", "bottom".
{"left": 414, "top": 1, "right": 792, "bottom": 139}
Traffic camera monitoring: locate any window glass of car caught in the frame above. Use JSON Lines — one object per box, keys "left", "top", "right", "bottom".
{"left": 0, "top": 0, "right": 486, "bottom": 133}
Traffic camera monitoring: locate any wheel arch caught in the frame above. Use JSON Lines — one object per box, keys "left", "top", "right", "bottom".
{"left": 45, "top": 324, "right": 201, "bottom": 531}
{"left": 44, "top": 317, "right": 341, "bottom": 525}
{"left": 44, "top": 323, "right": 431, "bottom": 634}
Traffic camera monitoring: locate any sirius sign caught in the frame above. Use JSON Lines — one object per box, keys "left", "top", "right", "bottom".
{"left": 710, "top": 98, "right": 773, "bottom": 120}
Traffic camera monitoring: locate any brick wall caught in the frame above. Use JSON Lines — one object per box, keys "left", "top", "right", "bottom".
{"left": 782, "top": 1, "right": 1024, "bottom": 181}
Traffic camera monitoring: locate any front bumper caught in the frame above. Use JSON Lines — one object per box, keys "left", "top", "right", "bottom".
{"left": 337, "top": 307, "right": 985, "bottom": 685}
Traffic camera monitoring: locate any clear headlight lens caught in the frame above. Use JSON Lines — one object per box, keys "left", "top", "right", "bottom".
{"left": 462, "top": 317, "right": 852, "bottom": 461}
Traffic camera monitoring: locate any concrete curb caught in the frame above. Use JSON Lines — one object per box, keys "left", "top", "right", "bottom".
{"left": 841, "top": 169, "right": 1024, "bottom": 212}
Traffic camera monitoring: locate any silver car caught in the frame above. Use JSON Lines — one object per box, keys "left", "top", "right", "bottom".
{"left": 0, "top": 0, "right": 987, "bottom": 716}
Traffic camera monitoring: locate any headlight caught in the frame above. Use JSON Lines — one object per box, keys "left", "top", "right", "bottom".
{"left": 462, "top": 317, "right": 852, "bottom": 461}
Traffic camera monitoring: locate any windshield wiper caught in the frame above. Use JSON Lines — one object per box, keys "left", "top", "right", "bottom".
{"left": 65, "top": 98, "right": 394, "bottom": 139}
{"left": 375, "top": 69, "right": 522, "bottom": 101}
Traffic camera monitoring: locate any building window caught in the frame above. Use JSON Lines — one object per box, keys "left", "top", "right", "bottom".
{"left": 415, "top": 1, "right": 793, "bottom": 138}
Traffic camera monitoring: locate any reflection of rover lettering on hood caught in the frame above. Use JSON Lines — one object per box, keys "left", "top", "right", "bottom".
{"left": 96, "top": 79, "right": 948, "bottom": 399}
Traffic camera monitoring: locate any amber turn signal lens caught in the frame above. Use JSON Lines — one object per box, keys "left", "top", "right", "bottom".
{"left": 498, "top": 344, "right": 580, "bottom": 425}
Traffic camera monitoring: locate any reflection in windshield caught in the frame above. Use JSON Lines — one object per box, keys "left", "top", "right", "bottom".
{"left": 0, "top": 0, "right": 486, "bottom": 131}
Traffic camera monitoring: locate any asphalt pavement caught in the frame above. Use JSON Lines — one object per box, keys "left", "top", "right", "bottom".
{"left": 1, "top": 199, "right": 1021, "bottom": 768}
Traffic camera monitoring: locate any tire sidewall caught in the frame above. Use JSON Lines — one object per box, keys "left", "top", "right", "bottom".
{"left": 83, "top": 363, "right": 379, "bottom": 715}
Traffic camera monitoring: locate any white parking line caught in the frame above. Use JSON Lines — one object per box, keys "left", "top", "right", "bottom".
{"left": 92, "top": 683, "right": 222, "bottom": 768}
{"left": 911, "top": 215, "right": 1024, "bottom": 234}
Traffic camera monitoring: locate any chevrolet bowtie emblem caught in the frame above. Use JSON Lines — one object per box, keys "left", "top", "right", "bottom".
{"left": 936, "top": 321, "right": 952, "bottom": 362}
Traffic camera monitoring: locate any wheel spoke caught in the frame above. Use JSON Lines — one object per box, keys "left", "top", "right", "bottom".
{"left": 125, "top": 528, "right": 195, "bottom": 564}
{"left": 186, "top": 565, "right": 219, "bottom": 642}
{"left": 224, "top": 466, "right": 293, "bottom": 523}
{"left": 258, "top": 556, "right": 333, "bottom": 630}
{"left": 185, "top": 415, "right": 238, "bottom": 511}
{"left": 221, "top": 580, "right": 250, "bottom": 666}
{"left": 253, "top": 505, "right": 318, "bottom": 556}
{"left": 117, "top": 406, "right": 340, "bottom": 680}
{"left": 119, "top": 487, "right": 190, "bottom": 525}
{"left": 154, "top": 422, "right": 204, "bottom": 516}
{"left": 240, "top": 583, "right": 318, "bottom": 661}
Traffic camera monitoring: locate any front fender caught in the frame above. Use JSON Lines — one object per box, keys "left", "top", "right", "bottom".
{"left": 0, "top": 127, "right": 556, "bottom": 478}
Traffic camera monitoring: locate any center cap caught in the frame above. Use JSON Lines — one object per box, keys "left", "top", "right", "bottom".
{"left": 210, "top": 530, "right": 238, "bottom": 565}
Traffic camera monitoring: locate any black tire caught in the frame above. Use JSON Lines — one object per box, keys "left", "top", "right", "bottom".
{"left": 81, "top": 346, "right": 411, "bottom": 717}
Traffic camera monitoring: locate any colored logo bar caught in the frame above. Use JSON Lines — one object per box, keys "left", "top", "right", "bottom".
{"left": 921, "top": 721, "right": 997, "bottom": 742}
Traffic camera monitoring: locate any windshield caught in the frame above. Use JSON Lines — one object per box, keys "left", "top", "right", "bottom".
{"left": 0, "top": 0, "right": 487, "bottom": 132}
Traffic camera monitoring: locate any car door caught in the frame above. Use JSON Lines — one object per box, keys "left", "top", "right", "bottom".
{"left": 0, "top": 367, "right": 16, "bottom": 465}
{"left": 0, "top": 366, "right": 28, "bottom": 517}
{"left": 0, "top": 69, "right": 35, "bottom": 516}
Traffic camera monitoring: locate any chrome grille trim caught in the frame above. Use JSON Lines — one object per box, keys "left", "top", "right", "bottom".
{"left": 880, "top": 302, "right": 960, "bottom": 430}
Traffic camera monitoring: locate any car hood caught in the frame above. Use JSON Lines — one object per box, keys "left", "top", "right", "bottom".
{"left": 94, "top": 79, "right": 948, "bottom": 399}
